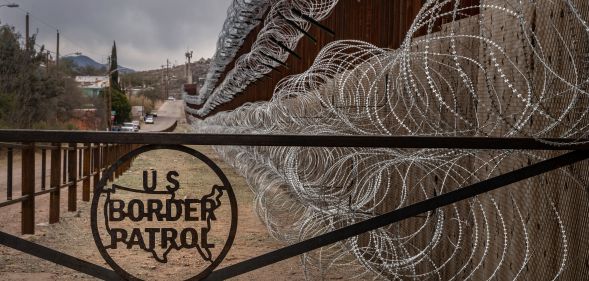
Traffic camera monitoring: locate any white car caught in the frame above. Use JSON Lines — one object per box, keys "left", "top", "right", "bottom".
{"left": 120, "top": 125, "right": 135, "bottom": 132}
{"left": 145, "top": 116, "right": 154, "bottom": 124}
{"left": 123, "top": 122, "right": 139, "bottom": 132}
{"left": 168, "top": 96, "right": 175, "bottom": 101}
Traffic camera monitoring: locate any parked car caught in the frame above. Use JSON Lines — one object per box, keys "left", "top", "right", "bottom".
{"left": 132, "top": 120, "right": 141, "bottom": 130}
{"left": 150, "top": 111, "right": 158, "bottom": 117}
{"left": 120, "top": 125, "right": 135, "bottom": 132}
{"left": 145, "top": 116, "right": 154, "bottom": 124}
{"left": 123, "top": 122, "right": 139, "bottom": 132}
{"left": 168, "top": 96, "right": 175, "bottom": 101}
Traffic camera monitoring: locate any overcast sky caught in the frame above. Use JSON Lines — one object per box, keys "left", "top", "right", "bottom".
{"left": 0, "top": 0, "right": 231, "bottom": 70}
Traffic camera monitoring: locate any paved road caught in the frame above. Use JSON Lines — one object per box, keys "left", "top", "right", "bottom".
{"left": 140, "top": 100, "right": 185, "bottom": 132}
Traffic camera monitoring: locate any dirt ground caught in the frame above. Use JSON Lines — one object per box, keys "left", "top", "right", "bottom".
{"left": 0, "top": 124, "right": 311, "bottom": 281}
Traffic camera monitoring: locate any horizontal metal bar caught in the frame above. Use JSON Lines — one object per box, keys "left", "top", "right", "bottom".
{"left": 33, "top": 187, "right": 60, "bottom": 197}
{"left": 0, "top": 231, "right": 121, "bottom": 280}
{"left": 0, "top": 174, "right": 100, "bottom": 208}
{"left": 33, "top": 181, "right": 73, "bottom": 197}
{"left": 0, "top": 130, "right": 588, "bottom": 150}
{"left": 206, "top": 150, "right": 589, "bottom": 280}
{"left": 35, "top": 144, "right": 61, "bottom": 150}
{"left": 0, "top": 142, "right": 28, "bottom": 149}
{"left": 0, "top": 195, "right": 30, "bottom": 208}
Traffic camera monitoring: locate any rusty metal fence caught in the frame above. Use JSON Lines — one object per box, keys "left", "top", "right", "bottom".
{"left": 0, "top": 142, "right": 138, "bottom": 235}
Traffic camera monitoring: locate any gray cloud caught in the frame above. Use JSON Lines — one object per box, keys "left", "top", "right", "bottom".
{"left": 0, "top": 0, "right": 231, "bottom": 70}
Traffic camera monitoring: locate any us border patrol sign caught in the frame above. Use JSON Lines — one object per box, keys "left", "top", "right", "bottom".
{"left": 91, "top": 145, "right": 237, "bottom": 281}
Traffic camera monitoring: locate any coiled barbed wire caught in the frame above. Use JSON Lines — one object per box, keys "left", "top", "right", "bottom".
{"left": 194, "top": 0, "right": 271, "bottom": 105}
{"left": 185, "top": 0, "right": 340, "bottom": 116}
{"left": 191, "top": 0, "right": 589, "bottom": 279}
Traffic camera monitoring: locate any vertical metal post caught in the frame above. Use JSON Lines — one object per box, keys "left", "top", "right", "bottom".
{"left": 108, "top": 145, "right": 114, "bottom": 181}
{"left": 63, "top": 149, "right": 67, "bottom": 185}
{"left": 7, "top": 147, "right": 13, "bottom": 200}
{"left": 49, "top": 144, "right": 61, "bottom": 224}
{"left": 118, "top": 145, "right": 122, "bottom": 174}
{"left": 41, "top": 149, "right": 46, "bottom": 191}
{"left": 125, "top": 144, "right": 131, "bottom": 172}
{"left": 78, "top": 146, "right": 83, "bottom": 178}
{"left": 68, "top": 143, "right": 77, "bottom": 212}
{"left": 82, "top": 143, "right": 91, "bottom": 201}
{"left": 113, "top": 145, "right": 117, "bottom": 179}
{"left": 103, "top": 144, "right": 108, "bottom": 181}
{"left": 21, "top": 143, "right": 35, "bottom": 235}
{"left": 93, "top": 143, "right": 100, "bottom": 191}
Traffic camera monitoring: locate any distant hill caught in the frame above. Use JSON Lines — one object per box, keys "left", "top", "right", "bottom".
{"left": 63, "top": 55, "right": 135, "bottom": 74}
{"left": 122, "top": 58, "right": 211, "bottom": 95}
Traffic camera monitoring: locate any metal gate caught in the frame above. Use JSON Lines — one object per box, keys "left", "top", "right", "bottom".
{"left": 1, "top": 130, "right": 588, "bottom": 280}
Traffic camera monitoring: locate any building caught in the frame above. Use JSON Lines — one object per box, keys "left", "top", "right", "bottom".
{"left": 131, "top": 106, "right": 144, "bottom": 120}
{"left": 75, "top": 76, "right": 110, "bottom": 97}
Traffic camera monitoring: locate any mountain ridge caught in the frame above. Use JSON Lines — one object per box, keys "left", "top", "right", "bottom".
{"left": 63, "top": 55, "right": 135, "bottom": 74}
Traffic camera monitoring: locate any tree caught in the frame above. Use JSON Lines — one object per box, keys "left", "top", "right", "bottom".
{"left": 0, "top": 24, "right": 61, "bottom": 127}
{"left": 110, "top": 88, "right": 131, "bottom": 124}
{"left": 140, "top": 86, "right": 162, "bottom": 102}
{"left": 110, "top": 41, "right": 120, "bottom": 91}
{"left": 0, "top": 23, "right": 87, "bottom": 129}
{"left": 107, "top": 41, "right": 130, "bottom": 124}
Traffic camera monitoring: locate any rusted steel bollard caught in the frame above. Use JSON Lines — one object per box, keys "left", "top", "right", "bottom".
{"left": 108, "top": 144, "right": 114, "bottom": 182}
{"left": 83, "top": 143, "right": 91, "bottom": 202}
{"left": 68, "top": 143, "right": 77, "bottom": 212}
{"left": 21, "top": 143, "right": 35, "bottom": 235}
{"left": 49, "top": 143, "right": 62, "bottom": 224}
{"left": 41, "top": 148, "right": 46, "bottom": 191}
{"left": 6, "top": 147, "right": 13, "bottom": 201}
{"left": 115, "top": 144, "right": 122, "bottom": 179}
{"left": 93, "top": 143, "right": 100, "bottom": 191}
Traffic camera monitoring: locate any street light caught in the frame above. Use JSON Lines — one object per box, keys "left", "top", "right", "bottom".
{"left": 0, "top": 3, "right": 19, "bottom": 8}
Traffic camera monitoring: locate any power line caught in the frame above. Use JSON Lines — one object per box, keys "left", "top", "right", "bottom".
{"left": 3, "top": 0, "right": 56, "bottom": 30}
{"left": 1, "top": 0, "right": 102, "bottom": 59}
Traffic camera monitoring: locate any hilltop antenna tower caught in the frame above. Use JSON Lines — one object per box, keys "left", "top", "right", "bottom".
{"left": 185, "top": 50, "right": 194, "bottom": 84}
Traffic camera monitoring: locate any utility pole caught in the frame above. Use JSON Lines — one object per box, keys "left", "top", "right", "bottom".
{"left": 45, "top": 51, "right": 50, "bottom": 74}
{"left": 161, "top": 65, "right": 165, "bottom": 100}
{"left": 106, "top": 56, "right": 112, "bottom": 130}
{"left": 56, "top": 30, "right": 60, "bottom": 70}
{"left": 166, "top": 59, "right": 170, "bottom": 99}
{"left": 25, "top": 13, "right": 30, "bottom": 51}
{"left": 185, "top": 50, "right": 194, "bottom": 84}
